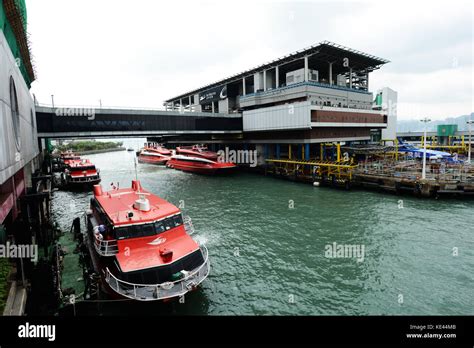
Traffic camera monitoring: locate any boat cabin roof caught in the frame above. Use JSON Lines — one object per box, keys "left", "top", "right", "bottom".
{"left": 94, "top": 186, "right": 180, "bottom": 227}
{"left": 68, "top": 159, "right": 96, "bottom": 169}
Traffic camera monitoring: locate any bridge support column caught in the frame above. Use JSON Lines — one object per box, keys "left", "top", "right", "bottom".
{"left": 276, "top": 144, "right": 280, "bottom": 159}
{"left": 305, "top": 143, "right": 310, "bottom": 161}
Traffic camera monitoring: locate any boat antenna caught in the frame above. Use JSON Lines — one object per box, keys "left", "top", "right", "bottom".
{"left": 134, "top": 155, "right": 139, "bottom": 191}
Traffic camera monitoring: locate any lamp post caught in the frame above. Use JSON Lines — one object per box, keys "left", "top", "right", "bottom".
{"left": 420, "top": 117, "right": 431, "bottom": 180}
{"left": 466, "top": 120, "right": 473, "bottom": 165}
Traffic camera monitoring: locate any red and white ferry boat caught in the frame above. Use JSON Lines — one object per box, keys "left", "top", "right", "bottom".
{"left": 56, "top": 151, "right": 81, "bottom": 171}
{"left": 137, "top": 144, "right": 171, "bottom": 165}
{"left": 64, "top": 159, "right": 101, "bottom": 187}
{"left": 61, "top": 152, "right": 81, "bottom": 166}
{"left": 167, "top": 144, "right": 236, "bottom": 174}
{"left": 85, "top": 180, "right": 209, "bottom": 301}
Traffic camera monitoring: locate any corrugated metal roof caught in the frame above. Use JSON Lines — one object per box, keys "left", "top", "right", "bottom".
{"left": 165, "top": 40, "right": 389, "bottom": 103}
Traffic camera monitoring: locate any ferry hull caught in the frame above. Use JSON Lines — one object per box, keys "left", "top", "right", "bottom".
{"left": 62, "top": 173, "right": 101, "bottom": 190}
{"left": 167, "top": 159, "right": 237, "bottom": 175}
{"left": 138, "top": 155, "right": 169, "bottom": 165}
{"left": 66, "top": 178, "right": 102, "bottom": 189}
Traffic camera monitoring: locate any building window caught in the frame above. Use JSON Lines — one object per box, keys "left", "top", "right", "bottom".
{"left": 9, "top": 76, "right": 21, "bottom": 150}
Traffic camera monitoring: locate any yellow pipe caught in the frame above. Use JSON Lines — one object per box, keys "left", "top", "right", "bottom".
{"left": 302, "top": 144, "right": 305, "bottom": 160}
{"left": 266, "top": 158, "right": 356, "bottom": 169}
{"left": 336, "top": 143, "right": 341, "bottom": 162}
{"left": 395, "top": 138, "right": 398, "bottom": 161}
{"left": 288, "top": 144, "right": 292, "bottom": 160}
{"left": 320, "top": 143, "right": 323, "bottom": 161}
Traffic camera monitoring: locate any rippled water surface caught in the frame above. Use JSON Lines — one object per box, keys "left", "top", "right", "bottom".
{"left": 51, "top": 150, "right": 474, "bottom": 315}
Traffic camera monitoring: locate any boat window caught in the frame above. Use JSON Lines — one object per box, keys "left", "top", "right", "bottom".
{"left": 70, "top": 165, "right": 96, "bottom": 171}
{"left": 115, "top": 226, "right": 131, "bottom": 240}
{"left": 172, "top": 214, "right": 183, "bottom": 227}
{"left": 154, "top": 220, "right": 166, "bottom": 234}
{"left": 163, "top": 218, "right": 174, "bottom": 231}
{"left": 183, "top": 157, "right": 211, "bottom": 164}
{"left": 139, "top": 224, "right": 155, "bottom": 238}
{"left": 114, "top": 214, "right": 184, "bottom": 240}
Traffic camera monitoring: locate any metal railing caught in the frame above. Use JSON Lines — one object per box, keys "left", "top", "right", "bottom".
{"left": 183, "top": 215, "right": 195, "bottom": 235}
{"left": 240, "top": 81, "right": 370, "bottom": 101}
{"left": 35, "top": 103, "right": 237, "bottom": 117}
{"left": 36, "top": 102, "right": 168, "bottom": 112}
{"left": 68, "top": 175, "right": 101, "bottom": 183}
{"left": 93, "top": 233, "right": 118, "bottom": 256}
{"left": 355, "top": 159, "right": 474, "bottom": 183}
{"left": 104, "top": 245, "right": 210, "bottom": 301}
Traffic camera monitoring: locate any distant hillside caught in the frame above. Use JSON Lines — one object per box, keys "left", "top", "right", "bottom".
{"left": 397, "top": 113, "right": 474, "bottom": 133}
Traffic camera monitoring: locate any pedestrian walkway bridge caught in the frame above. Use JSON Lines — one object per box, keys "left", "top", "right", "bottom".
{"left": 35, "top": 105, "right": 242, "bottom": 138}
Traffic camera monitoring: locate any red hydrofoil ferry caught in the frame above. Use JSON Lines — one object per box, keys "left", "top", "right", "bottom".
{"left": 85, "top": 180, "right": 209, "bottom": 301}
{"left": 61, "top": 152, "right": 81, "bottom": 166}
{"left": 64, "top": 159, "right": 101, "bottom": 187}
{"left": 167, "top": 145, "right": 236, "bottom": 174}
{"left": 137, "top": 145, "right": 171, "bottom": 165}
{"left": 55, "top": 151, "right": 81, "bottom": 172}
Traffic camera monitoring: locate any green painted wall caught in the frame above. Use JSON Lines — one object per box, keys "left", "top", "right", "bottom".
{"left": 437, "top": 124, "right": 458, "bottom": 137}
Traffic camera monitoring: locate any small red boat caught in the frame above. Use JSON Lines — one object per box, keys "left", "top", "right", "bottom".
{"left": 138, "top": 145, "right": 171, "bottom": 165}
{"left": 85, "top": 180, "right": 209, "bottom": 301}
{"left": 64, "top": 159, "right": 101, "bottom": 187}
{"left": 166, "top": 145, "right": 237, "bottom": 175}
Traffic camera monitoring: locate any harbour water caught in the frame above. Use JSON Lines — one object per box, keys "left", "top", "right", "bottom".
{"left": 52, "top": 150, "right": 474, "bottom": 315}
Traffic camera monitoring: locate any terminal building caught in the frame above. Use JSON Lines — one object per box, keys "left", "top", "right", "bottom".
{"left": 163, "top": 41, "right": 397, "bottom": 160}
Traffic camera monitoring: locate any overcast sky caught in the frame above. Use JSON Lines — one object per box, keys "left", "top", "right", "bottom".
{"left": 27, "top": 0, "right": 472, "bottom": 120}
